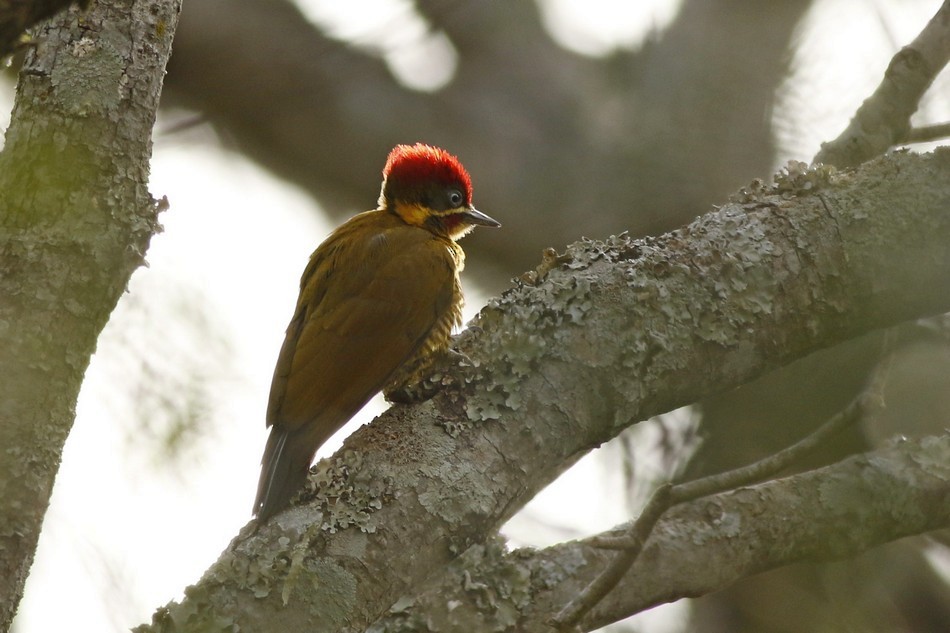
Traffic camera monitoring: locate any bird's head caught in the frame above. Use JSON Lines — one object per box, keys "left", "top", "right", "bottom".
{"left": 379, "top": 143, "right": 500, "bottom": 240}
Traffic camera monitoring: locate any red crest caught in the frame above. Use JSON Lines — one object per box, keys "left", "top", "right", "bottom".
{"left": 382, "top": 143, "right": 473, "bottom": 205}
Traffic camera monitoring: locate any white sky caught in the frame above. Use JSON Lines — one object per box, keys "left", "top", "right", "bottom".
{"left": 8, "top": 1, "right": 948, "bottom": 632}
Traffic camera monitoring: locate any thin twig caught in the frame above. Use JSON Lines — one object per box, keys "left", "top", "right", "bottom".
{"left": 551, "top": 386, "right": 883, "bottom": 630}
{"left": 814, "top": 0, "right": 950, "bottom": 168}
{"left": 901, "top": 122, "right": 950, "bottom": 145}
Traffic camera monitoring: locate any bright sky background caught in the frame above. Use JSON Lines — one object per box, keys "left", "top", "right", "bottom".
{"left": 8, "top": 1, "right": 948, "bottom": 632}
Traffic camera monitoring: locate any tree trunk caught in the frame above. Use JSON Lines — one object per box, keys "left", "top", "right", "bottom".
{"left": 0, "top": 0, "right": 179, "bottom": 627}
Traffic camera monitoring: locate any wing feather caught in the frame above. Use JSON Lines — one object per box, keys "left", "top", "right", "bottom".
{"left": 268, "top": 211, "right": 456, "bottom": 449}
{"left": 256, "top": 212, "right": 458, "bottom": 517}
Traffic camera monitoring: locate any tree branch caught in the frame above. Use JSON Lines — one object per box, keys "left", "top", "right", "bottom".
{"left": 0, "top": 0, "right": 179, "bottom": 627}
{"left": 903, "top": 121, "right": 950, "bottom": 144}
{"left": 365, "top": 434, "right": 950, "bottom": 632}
{"left": 135, "top": 149, "right": 950, "bottom": 633}
{"left": 552, "top": 382, "right": 877, "bottom": 629}
{"left": 815, "top": 0, "right": 950, "bottom": 167}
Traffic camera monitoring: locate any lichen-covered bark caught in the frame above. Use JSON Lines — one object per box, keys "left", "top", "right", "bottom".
{"left": 0, "top": 0, "right": 179, "bottom": 628}
{"left": 364, "top": 435, "right": 950, "bottom": 632}
{"left": 135, "top": 150, "right": 950, "bottom": 632}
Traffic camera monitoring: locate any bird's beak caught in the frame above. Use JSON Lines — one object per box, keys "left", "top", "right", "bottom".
{"left": 461, "top": 206, "right": 501, "bottom": 228}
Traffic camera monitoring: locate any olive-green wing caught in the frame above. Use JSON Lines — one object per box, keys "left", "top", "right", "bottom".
{"left": 268, "top": 225, "right": 456, "bottom": 443}
{"left": 255, "top": 222, "right": 457, "bottom": 518}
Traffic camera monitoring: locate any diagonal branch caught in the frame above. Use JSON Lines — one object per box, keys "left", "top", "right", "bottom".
{"left": 552, "top": 373, "right": 884, "bottom": 629}
{"left": 366, "top": 433, "right": 950, "bottom": 633}
{"left": 815, "top": 0, "right": 950, "bottom": 167}
{"left": 135, "top": 150, "right": 950, "bottom": 633}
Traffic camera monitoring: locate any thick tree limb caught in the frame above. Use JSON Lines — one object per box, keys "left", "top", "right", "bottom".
{"left": 0, "top": 0, "right": 178, "bottom": 628}
{"left": 364, "top": 434, "right": 950, "bottom": 632}
{"left": 553, "top": 384, "right": 876, "bottom": 629}
{"left": 689, "top": 4, "right": 950, "bottom": 626}
{"left": 135, "top": 149, "right": 950, "bottom": 633}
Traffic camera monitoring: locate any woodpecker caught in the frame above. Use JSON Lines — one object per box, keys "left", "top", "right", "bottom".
{"left": 253, "top": 143, "right": 500, "bottom": 521}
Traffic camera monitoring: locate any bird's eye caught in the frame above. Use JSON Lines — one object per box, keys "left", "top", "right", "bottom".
{"left": 448, "top": 190, "right": 463, "bottom": 207}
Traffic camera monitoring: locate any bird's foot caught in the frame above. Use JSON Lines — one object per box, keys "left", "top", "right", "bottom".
{"left": 385, "top": 349, "right": 470, "bottom": 404}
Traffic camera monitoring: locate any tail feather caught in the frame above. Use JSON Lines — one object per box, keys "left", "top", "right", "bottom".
{"left": 254, "top": 427, "right": 310, "bottom": 521}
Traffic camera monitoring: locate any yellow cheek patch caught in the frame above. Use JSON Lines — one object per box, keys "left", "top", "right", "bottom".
{"left": 392, "top": 201, "right": 430, "bottom": 228}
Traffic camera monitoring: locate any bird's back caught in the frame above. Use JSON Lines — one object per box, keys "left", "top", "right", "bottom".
{"left": 254, "top": 210, "right": 461, "bottom": 519}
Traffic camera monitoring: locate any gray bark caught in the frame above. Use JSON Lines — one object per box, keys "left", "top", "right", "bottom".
{"left": 133, "top": 150, "right": 950, "bottom": 632}
{"left": 0, "top": 0, "right": 179, "bottom": 628}
{"left": 367, "top": 435, "right": 950, "bottom": 632}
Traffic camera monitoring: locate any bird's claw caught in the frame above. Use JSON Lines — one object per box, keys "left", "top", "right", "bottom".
{"left": 385, "top": 348, "right": 470, "bottom": 404}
